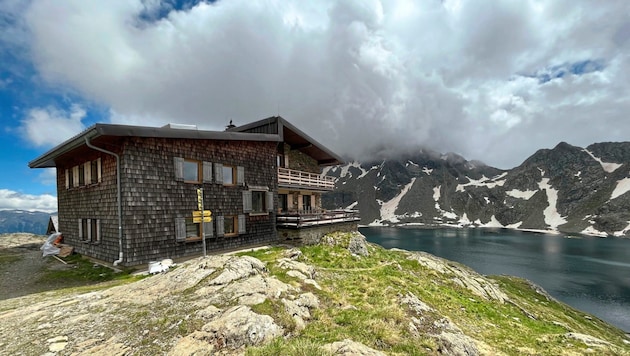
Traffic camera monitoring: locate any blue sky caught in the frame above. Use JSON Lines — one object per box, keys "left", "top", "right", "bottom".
{"left": 1, "top": 0, "right": 629, "bottom": 212}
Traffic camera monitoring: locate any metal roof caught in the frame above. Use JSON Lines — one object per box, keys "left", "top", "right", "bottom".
{"left": 29, "top": 123, "right": 281, "bottom": 168}
{"left": 229, "top": 116, "right": 344, "bottom": 166}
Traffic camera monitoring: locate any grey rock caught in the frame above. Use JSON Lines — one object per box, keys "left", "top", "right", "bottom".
{"left": 201, "top": 305, "right": 283, "bottom": 349}
{"left": 322, "top": 338, "right": 386, "bottom": 356}
{"left": 348, "top": 235, "right": 369, "bottom": 256}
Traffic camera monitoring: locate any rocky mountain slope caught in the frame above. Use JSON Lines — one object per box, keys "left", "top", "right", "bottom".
{"left": 1, "top": 232, "right": 628, "bottom": 355}
{"left": 323, "top": 142, "right": 630, "bottom": 237}
{"left": 0, "top": 210, "right": 53, "bottom": 235}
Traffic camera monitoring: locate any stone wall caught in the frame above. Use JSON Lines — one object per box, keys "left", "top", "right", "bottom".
{"left": 277, "top": 222, "right": 358, "bottom": 245}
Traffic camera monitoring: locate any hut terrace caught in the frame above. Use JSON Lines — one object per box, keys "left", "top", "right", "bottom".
{"left": 29, "top": 116, "right": 359, "bottom": 266}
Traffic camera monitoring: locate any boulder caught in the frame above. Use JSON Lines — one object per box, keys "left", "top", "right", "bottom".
{"left": 322, "top": 339, "right": 386, "bottom": 356}
{"left": 348, "top": 235, "right": 369, "bottom": 256}
{"left": 200, "top": 305, "right": 283, "bottom": 350}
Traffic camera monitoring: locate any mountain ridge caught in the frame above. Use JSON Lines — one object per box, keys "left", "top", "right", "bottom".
{"left": 323, "top": 141, "right": 630, "bottom": 237}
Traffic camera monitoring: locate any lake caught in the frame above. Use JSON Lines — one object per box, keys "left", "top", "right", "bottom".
{"left": 360, "top": 226, "right": 630, "bottom": 332}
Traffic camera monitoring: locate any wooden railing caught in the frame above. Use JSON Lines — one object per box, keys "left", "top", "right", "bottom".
{"left": 277, "top": 209, "right": 360, "bottom": 228}
{"left": 278, "top": 167, "right": 335, "bottom": 190}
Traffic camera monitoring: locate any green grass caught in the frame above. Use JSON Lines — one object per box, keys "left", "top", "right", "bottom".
{"left": 238, "top": 233, "right": 630, "bottom": 356}
{"left": 37, "top": 253, "right": 137, "bottom": 283}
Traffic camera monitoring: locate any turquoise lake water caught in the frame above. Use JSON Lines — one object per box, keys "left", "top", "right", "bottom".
{"left": 360, "top": 226, "right": 630, "bottom": 332}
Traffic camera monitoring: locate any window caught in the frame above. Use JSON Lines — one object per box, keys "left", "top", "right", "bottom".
{"left": 78, "top": 218, "right": 100, "bottom": 242}
{"left": 90, "top": 219, "right": 100, "bottom": 242}
{"left": 279, "top": 194, "right": 288, "bottom": 212}
{"left": 185, "top": 217, "right": 201, "bottom": 239}
{"left": 243, "top": 189, "right": 273, "bottom": 214}
{"left": 174, "top": 157, "right": 212, "bottom": 183}
{"left": 66, "top": 159, "right": 101, "bottom": 189}
{"left": 78, "top": 164, "right": 85, "bottom": 186}
{"left": 183, "top": 160, "right": 200, "bottom": 182}
{"left": 80, "top": 219, "right": 88, "bottom": 241}
{"left": 223, "top": 165, "right": 235, "bottom": 185}
{"left": 224, "top": 215, "right": 236, "bottom": 236}
{"left": 303, "top": 195, "right": 312, "bottom": 211}
{"left": 216, "top": 214, "right": 246, "bottom": 237}
{"left": 90, "top": 159, "right": 101, "bottom": 184}
{"left": 175, "top": 217, "right": 213, "bottom": 242}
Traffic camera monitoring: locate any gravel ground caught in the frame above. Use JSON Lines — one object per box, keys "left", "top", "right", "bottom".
{"left": 0, "top": 233, "right": 75, "bottom": 300}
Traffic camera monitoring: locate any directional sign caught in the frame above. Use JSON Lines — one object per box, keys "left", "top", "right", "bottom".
{"left": 192, "top": 211, "right": 212, "bottom": 217}
{"left": 193, "top": 216, "right": 212, "bottom": 223}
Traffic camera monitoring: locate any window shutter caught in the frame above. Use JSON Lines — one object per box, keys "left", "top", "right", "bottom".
{"left": 174, "top": 157, "right": 184, "bottom": 181}
{"left": 87, "top": 219, "right": 92, "bottom": 241}
{"left": 78, "top": 218, "right": 83, "bottom": 240}
{"left": 237, "top": 166, "right": 245, "bottom": 185}
{"left": 202, "top": 161, "right": 213, "bottom": 183}
{"left": 97, "top": 158, "right": 102, "bottom": 183}
{"left": 203, "top": 220, "right": 213, "bottom": 239}
{"left": 175, "top": 218, "right": 186, "bottom": 242}
{"left": 84, "top": 162, "right": 91, "bottom": 185}
{"left": 216, "top": 215, "right": 225, "bottom": 237}
{"left": 73, "top": 166, "right": 79, "bottom": 187}
{"left": 266, "top": 191, "right": 274, "bottom": 212}
{"left": 238, "top": 214, "right": 246, "bottom": 234}
{"left": 214, "top": 163, "right": 223, "bottom": 184}
{"left": 65, "top": 169, "right": 69, "bottom": 189}
{"left": 242, "top": 190, "right": 252, "bottom": 213}
{"left": 96, "top": 219, "right": 101, "bottom": 242}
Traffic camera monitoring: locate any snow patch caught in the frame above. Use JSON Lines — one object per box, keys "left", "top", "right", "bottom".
{"left": 613, "top": 222, "right": 630, "bottom": 237}
{"left": 538, "top": 178, "right": 567, "bottom": 229}
{"left": 456, "top": 175, "right": 506, "bottom": 192}
{"left": 380, "top": 178, "right": 416, "bottom": 223}
{"left": 583, "top": 148, "right": 622, "bottom": 173}
{"left": 345, "top": 201, "right": 358, "bottom": 210}
{"left": 610, "top": 178, "right": 630, "bottom": 200}
{"left": 458, "top": 213, "right": 471, "bottom": 225}
{"left": 481, "top": 215, "right": 504, "bottom": 228}
{"left": 506, "top": 189, "right": 537, "bottom": 200}
{"left": 484, "top": 197, "right": 490, "bottom": 204}
{"left": 338, "top": 161, "right": 369, "bottom": 179}
{"left": 581, "top": 225, "right": 608, "bottom": 237}
{"left": 506, "top": 221, "right": 523, "bottom": 229}
{"left": 433, "top": 186, "right": 441, "bottom": 201}
{"left": 422, "top": 167, "right": 433, "bottom": 175}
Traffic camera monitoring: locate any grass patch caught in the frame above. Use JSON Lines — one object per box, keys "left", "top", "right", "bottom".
{"left": 37, "top": 253, "right": 135, "bottom": 283}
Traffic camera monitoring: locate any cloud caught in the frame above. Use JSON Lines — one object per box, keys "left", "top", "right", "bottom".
{"left": 0, "top": 189, "right": 57, "bottom": 212}
{"left": 37, "top": 168, "right": 57, "bottom": 186}
{"left": 20, "top": 0, "right": 630, "bottom": 168}
{"left": 20, "top": 104, "right": 87, "bottom": 147}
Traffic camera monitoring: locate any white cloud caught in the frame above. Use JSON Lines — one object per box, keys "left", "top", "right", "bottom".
{"left": 37, "top": 168, "right": 57, "bottom": 186}
{"left": 20, "top": 104, "right": 87, "bottom": 147}
{"left": 19, "top": 0, "right": 630, "bottom": 168}
{"left": 0, "top": 189, "right": 57, "bottom": 212}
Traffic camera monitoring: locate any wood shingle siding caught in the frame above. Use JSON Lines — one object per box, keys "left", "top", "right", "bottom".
{"left": 56, "top": 137, "right": 277, "bottom": 266}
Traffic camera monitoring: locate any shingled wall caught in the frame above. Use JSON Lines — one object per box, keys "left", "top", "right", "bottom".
{"left": 120, "top": 137, "right": 278, "bottom": 265}
{"left": 58, "top": 137, "right": 278, "bottom": 266}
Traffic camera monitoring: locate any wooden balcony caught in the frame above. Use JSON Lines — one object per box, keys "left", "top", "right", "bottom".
{"left": 278, "top": 167, "right": 335, "bottom": 191}
{"left": 277, "top": 209, "right": 360, "bottom": 228}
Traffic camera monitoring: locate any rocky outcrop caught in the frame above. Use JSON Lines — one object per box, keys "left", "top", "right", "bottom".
{"left": 324, "top": 142, "right": 630, "bottom": 236}
{"left": 406, "top": 251, "right": 509, "bottom": 303}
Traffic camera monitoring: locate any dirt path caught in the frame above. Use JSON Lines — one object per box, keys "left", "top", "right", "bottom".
{"left": 0, "top": 233, "right": 71, "bottom": 300}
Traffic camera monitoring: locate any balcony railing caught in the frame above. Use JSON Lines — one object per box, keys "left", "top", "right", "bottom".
{"left": 277, "top": 209, "right": 360, "bottom": 228}
{"left": 278, "top": 167, "right": 335, "bottom": 190}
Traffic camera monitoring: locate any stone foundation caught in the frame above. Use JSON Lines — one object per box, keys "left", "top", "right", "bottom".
{"left": 278, "top": 222, "right": 358, "bottom": 245}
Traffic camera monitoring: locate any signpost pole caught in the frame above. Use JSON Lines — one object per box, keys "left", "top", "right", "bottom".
{"left": 198, "top": 187, "right": 206, "bottom": 257}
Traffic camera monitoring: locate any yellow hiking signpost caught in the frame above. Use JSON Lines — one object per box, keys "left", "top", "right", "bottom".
{"left": 195, "top": 187, "right": 211, "bottom": 257}
{"left": 192, "top": 210, "right": 212, "bottom": 223}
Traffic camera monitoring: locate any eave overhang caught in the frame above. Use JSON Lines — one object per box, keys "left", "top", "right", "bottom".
{"left": 230, "top": 116, "right": 344, "bottom": 166}
{"left": 29, "top": 123, "right": 281, "bottom": 168}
